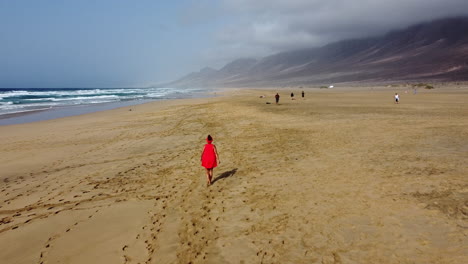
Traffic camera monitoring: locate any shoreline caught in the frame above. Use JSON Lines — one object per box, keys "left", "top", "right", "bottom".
{"left": 0, "top": 86, "right": 467, "bottom": 263}
{"left": 0, "top": 88, "right": 221, "bottom": 126}
{"left": 0, "top": 99, "right": 157, "bottom": 126}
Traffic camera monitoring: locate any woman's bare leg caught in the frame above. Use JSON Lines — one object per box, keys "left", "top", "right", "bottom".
{"left": 209, "top": 169, "right": 214, "bottom": 184}
{"left": 206, "top": 168, "right": 211, "bottom": 186}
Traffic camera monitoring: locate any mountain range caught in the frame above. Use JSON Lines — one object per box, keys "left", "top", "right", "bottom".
{"left": 165, "top": 17, "right": 468, "bottom": 87}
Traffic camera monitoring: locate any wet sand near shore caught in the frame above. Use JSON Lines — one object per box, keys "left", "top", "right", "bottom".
{"left": 0, "top": 86, "right": 467, "bottom": 263}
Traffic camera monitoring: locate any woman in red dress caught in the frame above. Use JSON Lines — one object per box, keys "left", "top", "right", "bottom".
{"left": 201, "top": 135, "right": 220, "bottom": 186}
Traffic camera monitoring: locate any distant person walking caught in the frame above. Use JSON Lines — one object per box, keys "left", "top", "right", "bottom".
{"left": 201, "top": 135, "right": 220, "bottom": 186}
{"left": 395, "top": 93, "right": 400, "bottom": 104}
{"left": 302, "top": 91, "right": 305, "bottom": 98}
{"left": 275, "top": 93, "right": 280, "bottom": 104}
{"left": 291, "top": 92, "right": 294, "bottom": 99}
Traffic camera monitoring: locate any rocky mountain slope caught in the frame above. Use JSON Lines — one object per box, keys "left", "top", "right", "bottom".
{"left": 167, "top": 17, "right": 468, "bottom": 87}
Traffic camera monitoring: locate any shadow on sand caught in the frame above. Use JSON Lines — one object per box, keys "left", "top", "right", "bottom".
{"left": 212, "top": 168, "right": 238, "bottom": 185}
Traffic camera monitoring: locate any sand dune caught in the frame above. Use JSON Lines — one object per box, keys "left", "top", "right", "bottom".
{"left": 0, "top": 86, "right": 467, "bottom": 263}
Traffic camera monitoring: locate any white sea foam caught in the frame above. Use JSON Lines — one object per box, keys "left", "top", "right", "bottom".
{"left": 0, "top": 87, "right": 207, "bottom": 117}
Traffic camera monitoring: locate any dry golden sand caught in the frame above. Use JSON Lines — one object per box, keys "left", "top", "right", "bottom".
{"left": 0, "top": 86, "right": 467, "bottom": 264}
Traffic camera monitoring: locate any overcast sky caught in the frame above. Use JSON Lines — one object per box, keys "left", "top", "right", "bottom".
{"left": 1, "top": 0, "right": 468, "bottom": 88}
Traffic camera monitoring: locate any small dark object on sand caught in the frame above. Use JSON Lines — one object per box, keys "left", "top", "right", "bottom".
{"left": 266, "top": 102, "right": 271, "bottom": 104}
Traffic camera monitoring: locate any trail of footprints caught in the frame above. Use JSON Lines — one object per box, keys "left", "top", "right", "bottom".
{"left": 117, "top": 165, "right": 220, "bottom": 263}
{"left": 121, "top": 195, "right": 170, "bottom": 264}
{"left": 38, "top": 207, "right": 105, "bottom": 264}
{"left": 176, "top": 182, "right": 226, "bottom": 263}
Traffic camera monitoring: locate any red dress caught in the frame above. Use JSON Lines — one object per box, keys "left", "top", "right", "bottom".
{"left": 201, "top": 143, "right": 217, "bottom": 169}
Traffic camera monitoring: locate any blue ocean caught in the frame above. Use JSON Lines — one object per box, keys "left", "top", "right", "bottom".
{"left": 0, "top": 87, "right": 209, "bottom": 125}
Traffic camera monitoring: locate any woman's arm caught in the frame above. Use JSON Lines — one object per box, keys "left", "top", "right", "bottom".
{"left": 214, "top": 145, "right": 220, "bottom": 164}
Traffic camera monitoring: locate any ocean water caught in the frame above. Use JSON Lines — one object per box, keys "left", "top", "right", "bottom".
{"left": 0, "top": 87, "right": 209, "bottom": 125}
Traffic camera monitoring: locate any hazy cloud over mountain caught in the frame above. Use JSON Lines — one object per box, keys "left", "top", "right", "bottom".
{"left": 201, "top": 0, "right": 468, "bottom": 65}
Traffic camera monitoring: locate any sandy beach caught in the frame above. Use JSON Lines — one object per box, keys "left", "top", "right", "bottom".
{"left": 0, "top": 86, "right": 467, "bottom": 264}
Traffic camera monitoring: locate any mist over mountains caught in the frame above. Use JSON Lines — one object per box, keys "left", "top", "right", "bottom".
{"left": 166, "top": 17, "right": 468, "bottom": 87}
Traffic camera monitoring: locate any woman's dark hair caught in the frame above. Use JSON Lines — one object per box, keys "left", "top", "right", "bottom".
{"left": 207, "top": 135, "right": 213, "bottom": 140}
